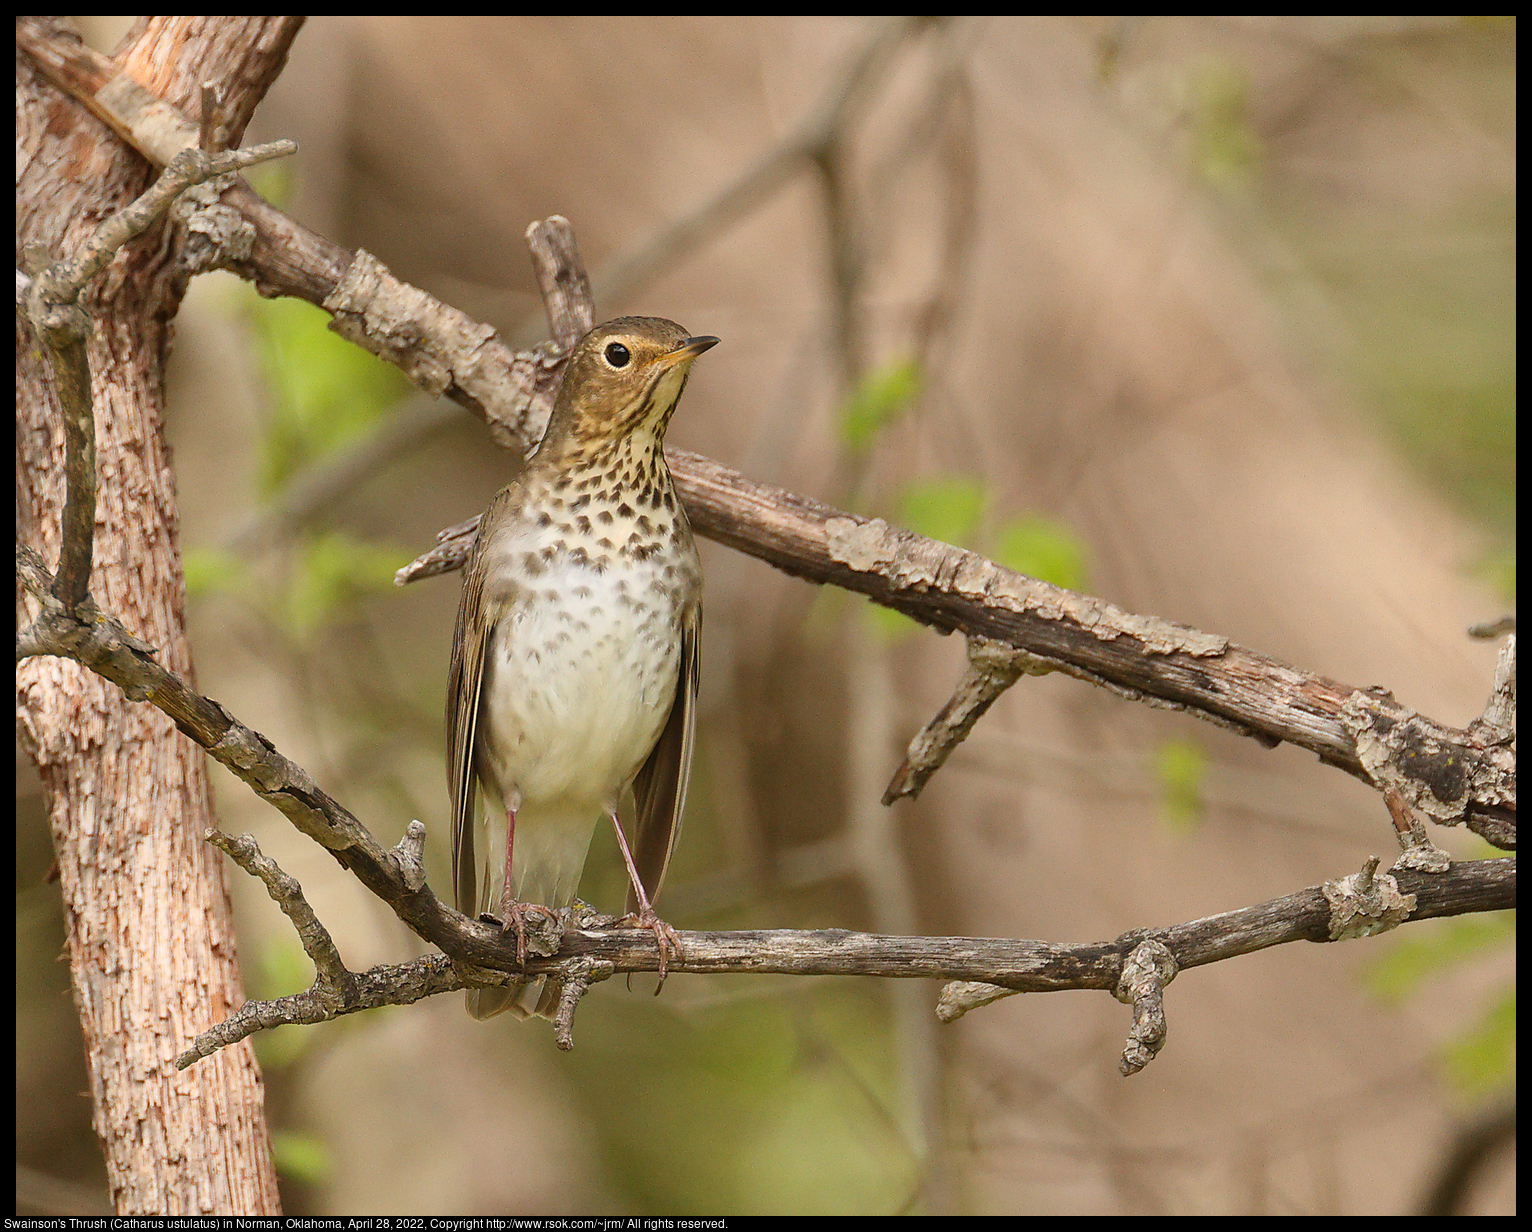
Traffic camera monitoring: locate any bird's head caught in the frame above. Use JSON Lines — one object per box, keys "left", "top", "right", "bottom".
{"left": 548, "top": 316, "right": 719, "bottom": 451}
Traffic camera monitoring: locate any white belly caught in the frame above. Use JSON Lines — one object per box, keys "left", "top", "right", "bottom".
{"left": 477, "top": 556, "right": 682, "bottom": 812}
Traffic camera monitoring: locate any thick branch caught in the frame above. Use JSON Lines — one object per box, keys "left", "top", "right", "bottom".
{"left": 177, "top": 850, "right": 1514, "bottom": 1067}
{"left": 17, "top": 23, "right": 1513, "bottom": 851}
{"left": 20, "top": 22, "right": 1512, "bottom": 849}
{"left": 17, "top": 547, "right": 460, "bottom": 947}
{"left": 21, "top": 545, "right": 1513, "bottom": 1067}
{"left": 413, "top": 457, "right": 1516, "bottom": 845}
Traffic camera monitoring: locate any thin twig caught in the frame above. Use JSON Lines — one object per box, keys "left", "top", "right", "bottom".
{"left": 883, "top": 635, "right": 1045, "bottom": 803}
{"left": 198, "top": 82, "right": 220, "bottom": 153}
{"left": 524, "top": 216, "right": 596, "bottom": 350}
{"left": 30, "top": 141, "right": 296, "bottom": 308}
{"left": 204, "top": 829, "right": 355, "bottom": 997}
{"left": 175, "top": 954, "right": 465, "bottom": 1070}
{"left": 1471, "top": 632, "right": 1515, "bottom": 744}
{"left": 592, "top": 16, "right": 921, "bottom": 314}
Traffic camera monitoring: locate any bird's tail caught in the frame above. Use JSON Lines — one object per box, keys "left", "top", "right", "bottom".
{"left": 465, "top": 801, "right": 601, "bottom": 1022}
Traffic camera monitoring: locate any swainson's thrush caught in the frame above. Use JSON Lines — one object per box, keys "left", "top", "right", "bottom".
{"left": 447, "top": 316, "right": 715, "bottom": 1019}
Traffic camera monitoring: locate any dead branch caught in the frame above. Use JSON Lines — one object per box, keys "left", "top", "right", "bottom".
{"left": 20, "top": 539, "right": 1514, "bottom": 1074}
{"left": 19, "top": 21, "right": 1512, "bottom": 853}
{"left": 16, "top": 20, "right": 1515, "bottom": 1087}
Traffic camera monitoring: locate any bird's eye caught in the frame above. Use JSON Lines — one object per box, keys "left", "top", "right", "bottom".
{"left": 604, "top": 342, "right": 631, "bottom": 368}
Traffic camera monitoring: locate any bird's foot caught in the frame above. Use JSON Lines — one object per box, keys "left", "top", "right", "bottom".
{"left": 490, "top": 895, "right": 559, "bottom": 966}
{"left": 615, "top": 906, "right": 685, "bottom": 990}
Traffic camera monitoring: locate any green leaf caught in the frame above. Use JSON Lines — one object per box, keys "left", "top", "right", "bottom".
{"left": 1367, "top": 914, "right": 1515, "bottom": 1002}
{"left": 840, "top": 357, "right": 922, "bottom": 454}
{"left": 992, "top": 515, "right": 1089, "bottom": 591}
{"left": 866, "top": 476, "right": 987, "bottom": 642}
{"left": 1441, "top": 990, "right": 1516, "bottom": 1097}
{"left": 249, "top": 295, "right": 410, "bottom": 494}
{"left": 897, "top": 476, "right": 986, "bottom": 549}
{"left": 1188, "top": 59, "right": 1263, "bottom": 191}
{"left": 1154, "top": 738, "right": 1206, "bottom": 833}
{"left": 270, "top": 1130, "right": 332, "bottom": 1185}
{"left": 182, "top": 545, "right": 246, "bottom": 599}
{"left": 283, "top": 532, "right": 411, "bottom": 639}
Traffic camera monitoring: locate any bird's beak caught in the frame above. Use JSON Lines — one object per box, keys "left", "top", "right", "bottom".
{"left": 663, "top": 335, "right": 720, "bottom": 366}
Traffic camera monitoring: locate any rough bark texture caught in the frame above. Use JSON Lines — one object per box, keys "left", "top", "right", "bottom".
{"left": 15, "top": 17, "right": 298, "bottom": 1215}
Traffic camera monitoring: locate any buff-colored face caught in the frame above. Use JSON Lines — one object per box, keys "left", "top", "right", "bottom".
{"left": 554, "top": 316, "right": 719, "bottom": 444}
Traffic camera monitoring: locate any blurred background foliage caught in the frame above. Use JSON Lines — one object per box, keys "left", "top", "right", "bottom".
{"left": 17, "top": 15, "right": 1512, "bottom": 1217}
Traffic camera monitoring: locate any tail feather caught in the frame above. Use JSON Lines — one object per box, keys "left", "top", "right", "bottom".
{"left": 466, "top": 974, "right": 564, "bottom": 1021}
{"left": 464, "top": 802, "right": 602, "bottom": 1021}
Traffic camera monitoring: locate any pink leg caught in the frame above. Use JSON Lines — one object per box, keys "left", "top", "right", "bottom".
{"left": 497, "top": 806, "right": 530, "bottom": 965}
{"left": 608, "top": 808, "right": 684, "bottom": 987}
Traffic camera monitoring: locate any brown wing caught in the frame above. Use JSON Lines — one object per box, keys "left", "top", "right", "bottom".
{"left": 628, "top": 600, "right": 700, "bottom": 913}
{"left": 446, "top": 489, "right": 513, "bottom": 918}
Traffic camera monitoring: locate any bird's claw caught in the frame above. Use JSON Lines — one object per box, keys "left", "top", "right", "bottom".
{"left": 617, "top": 907, "right": 684, "bottom": 990}
{"left": 493, "top": 897, "right": 557, "bottom": 967}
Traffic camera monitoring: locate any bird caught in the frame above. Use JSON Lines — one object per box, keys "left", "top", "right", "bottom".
{"left": 447, "top": 315, "right": 714, "bottom": 1020}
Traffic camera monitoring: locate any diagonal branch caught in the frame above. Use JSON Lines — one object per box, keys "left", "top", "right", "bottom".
{"left": 215, "top": 19, "right": 926, "bottom": 558}
{"left": 20, "top": 540, "right": 1514, "bottom": 1075}
{"left": 17, "top": 22, "right": 1512, "bottom": 850}
{"left": 16, "top": 20, "right": 1515, "bottom": 1081}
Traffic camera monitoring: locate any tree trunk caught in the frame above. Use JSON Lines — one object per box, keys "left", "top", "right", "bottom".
{"left": 16, "top": 17, "right": 301, "bottom": 1215}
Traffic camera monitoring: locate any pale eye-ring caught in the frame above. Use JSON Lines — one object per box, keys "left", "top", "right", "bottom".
{"left": 604, "top": 342, "right": 631, "bottom": 368}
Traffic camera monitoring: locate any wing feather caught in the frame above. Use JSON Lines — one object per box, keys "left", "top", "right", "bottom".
{"left": 629, "top": 601, "right": 700, "bottom": 912}
{"left": 447, "top": 493, "right": 506, "bottom": 918}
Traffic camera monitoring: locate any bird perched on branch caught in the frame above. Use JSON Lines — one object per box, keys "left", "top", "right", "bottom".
{"left": 447, "top": 316, "right": 714, "bottom": 1020}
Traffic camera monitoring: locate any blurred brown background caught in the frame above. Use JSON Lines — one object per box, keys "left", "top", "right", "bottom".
{"left": 17, "top": 15, "right": 1514, "bottom": 1216}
